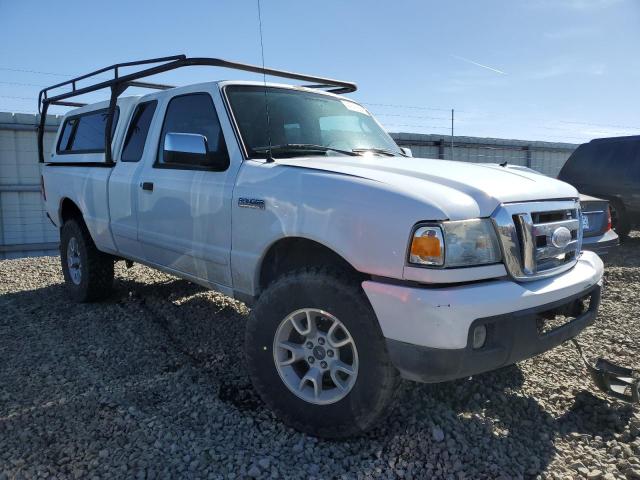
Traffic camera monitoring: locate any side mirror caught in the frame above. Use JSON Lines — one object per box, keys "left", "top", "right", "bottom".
{"left": 400, "top": 147, "right": 413, "bottom": 157}
{"left": 164, "top": 132, "right": 209, "bottom": 165}
{"left": 163, "top": 132, "right": 230, "bottom": 171}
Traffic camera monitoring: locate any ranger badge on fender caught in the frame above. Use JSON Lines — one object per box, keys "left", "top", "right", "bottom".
{"left": 238, "top": 198, "right": 266, "bottom": 210}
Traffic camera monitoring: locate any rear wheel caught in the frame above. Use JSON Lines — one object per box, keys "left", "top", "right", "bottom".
{"left": 60, "top": 218, "right": 114, "bottom": 302}
{"left": 245, "top": 268, "right": 398, "bottom": 438}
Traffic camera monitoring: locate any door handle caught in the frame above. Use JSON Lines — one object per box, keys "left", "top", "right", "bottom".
{"left": 140, "top": 182, "right": 154, "bottom": 192}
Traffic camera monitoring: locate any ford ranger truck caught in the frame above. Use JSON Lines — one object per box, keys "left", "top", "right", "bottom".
{"left": 38, "top": 56, "right": 634, "bottom": 439}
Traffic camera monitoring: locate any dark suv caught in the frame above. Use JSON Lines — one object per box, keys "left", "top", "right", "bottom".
{"left": 559, "top": 135, "right": 640, "bottom": 239}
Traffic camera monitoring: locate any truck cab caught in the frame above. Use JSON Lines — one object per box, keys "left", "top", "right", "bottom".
{"left": 38, "top": 55, "right": 630, "bottom": 438}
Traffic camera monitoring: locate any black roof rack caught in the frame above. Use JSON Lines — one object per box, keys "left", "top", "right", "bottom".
{"left": 37, "top": 54, "right": 357, "bottom": 164}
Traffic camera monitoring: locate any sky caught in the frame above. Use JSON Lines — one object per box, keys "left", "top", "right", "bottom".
{"left": 1, "top": 0, "right": 639, "bottom": 144}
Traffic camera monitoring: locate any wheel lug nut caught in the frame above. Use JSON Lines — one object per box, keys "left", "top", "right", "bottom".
{"left": 308, "top": 356, "right": 315, "bottom": 364}
{"left": 306, "top": 341, "right": 313, "bottom": 348}
{"left": 318, "top": 337, "right": 325, "bottom": 345}
{"left": 327, "top": 350, "right": 334, "bottom": 357}
{"left": 320, "top": 361, "right": 327, "bottom": 369}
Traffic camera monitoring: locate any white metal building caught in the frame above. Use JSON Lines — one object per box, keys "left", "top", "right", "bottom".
{"left": 0, "top": 112, "right": 61, "bottom": 259}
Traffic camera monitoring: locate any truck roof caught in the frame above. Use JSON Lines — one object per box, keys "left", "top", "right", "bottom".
{"left": 59, "top": 95, "right": 141, "bottom": 118}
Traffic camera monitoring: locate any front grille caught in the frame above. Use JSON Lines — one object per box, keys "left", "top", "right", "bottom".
{"left": 492, "top": 200, "right": 582, "bottom": 281}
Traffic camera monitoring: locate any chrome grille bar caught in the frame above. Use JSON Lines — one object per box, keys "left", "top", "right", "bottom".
{"left": 532, "top": 219, "right": 580, "bottom": 237}
{"left": 492, "top": 200, "right": 582, "bottom": 281}
{"left": 515, "top": 213, "right": 536, "bottom": 275}
{"left": 536, "top": 240, "right": 578, "bottom": 259}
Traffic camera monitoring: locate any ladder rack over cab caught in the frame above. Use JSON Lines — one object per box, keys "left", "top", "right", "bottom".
{"left": 37, "top": 54, "right": 357, "bottom": 165}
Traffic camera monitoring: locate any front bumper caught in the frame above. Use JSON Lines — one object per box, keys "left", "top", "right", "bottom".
{"left": 362, "top": 250, "right": 604, "bottom": 383}
{"left": 386, "top": 284, "right": 600, "bottom": 383}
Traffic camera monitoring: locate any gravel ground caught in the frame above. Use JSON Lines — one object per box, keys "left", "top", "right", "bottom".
{"left": 1, "top": 235, "right": 639, "bottom": 480}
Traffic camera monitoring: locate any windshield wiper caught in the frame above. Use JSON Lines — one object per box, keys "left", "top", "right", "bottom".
{"left": 253, "top": 144, "right": 358, "bottom": 157}
{"left": 352, "top": 147, "right": 406, "bottom": 157}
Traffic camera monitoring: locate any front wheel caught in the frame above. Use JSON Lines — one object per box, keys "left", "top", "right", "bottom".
{"left": 245, "top": 268, "right": 398, "bottom": 438}
{"left": 60, "top": 218, "right": 114, "bottom": 302}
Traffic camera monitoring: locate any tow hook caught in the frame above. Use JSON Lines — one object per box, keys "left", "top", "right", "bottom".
{"left": 571, "top": 339, "right": 639, "bottom": 403}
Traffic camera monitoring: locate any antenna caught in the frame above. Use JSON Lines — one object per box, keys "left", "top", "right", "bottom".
{"left": 451, "top": 108, "right": 455, "bottom": 161}
{"left": 257, "top": 0, "right": 274, "bottom": 163}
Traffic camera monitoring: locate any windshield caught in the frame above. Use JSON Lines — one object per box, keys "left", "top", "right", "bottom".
{"left": 225, "top": 85, "right": 403, "bottom": 159}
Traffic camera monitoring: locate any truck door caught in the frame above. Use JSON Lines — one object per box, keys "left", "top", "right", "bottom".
{"left": 136, "top": 91, "right": 237, "bottom": 289}
{"left": 109, "top": 100, "right": 158, "bottom": 258}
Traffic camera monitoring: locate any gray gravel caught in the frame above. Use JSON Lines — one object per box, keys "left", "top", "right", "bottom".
{"left": 1, "top": 235, "right": 639, "bottom": 479}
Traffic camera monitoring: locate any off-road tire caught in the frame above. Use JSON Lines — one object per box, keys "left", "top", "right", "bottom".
{"left": 245, "top": 267, "right": 398, "bottom": 438}
{"left": 60, "top": 218, "right": 114, "bottom": 302}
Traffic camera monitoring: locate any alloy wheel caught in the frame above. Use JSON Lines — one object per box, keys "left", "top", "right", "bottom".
{"left": 66, "top": 237, "right": 82, "bottom": 285}
{"left": 273, "top": 308, "right": 359, "bottom": 405}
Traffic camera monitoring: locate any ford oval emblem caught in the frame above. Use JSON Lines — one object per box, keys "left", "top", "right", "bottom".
{"left": 551, "top": 226, "right": 572, "bottom": 249}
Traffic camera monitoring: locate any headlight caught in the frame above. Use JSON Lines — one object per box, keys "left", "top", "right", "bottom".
{"left": 409, "top": 219, "right": 501, "bottom": 267}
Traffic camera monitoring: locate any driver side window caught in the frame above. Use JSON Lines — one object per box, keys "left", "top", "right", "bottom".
{"left": 156, "top": 93, "right": 229, "bottom": 169}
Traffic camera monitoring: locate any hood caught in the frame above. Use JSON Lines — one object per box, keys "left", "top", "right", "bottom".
{"left": 275, "top": 156, "right": 578, "bottom": 219}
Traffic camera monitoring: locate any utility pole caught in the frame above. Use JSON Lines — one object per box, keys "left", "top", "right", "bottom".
{"left": 451, "top": 109, "right": 455, "bottom": 160}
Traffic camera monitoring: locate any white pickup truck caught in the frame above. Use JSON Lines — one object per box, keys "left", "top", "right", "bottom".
{"left": 38, "top": 56, "right": 632, "bottom": 438}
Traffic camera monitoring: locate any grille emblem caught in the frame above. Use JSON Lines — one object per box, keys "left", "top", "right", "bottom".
{"left": 551, "top": 226, "right": 572, "bottom": 249}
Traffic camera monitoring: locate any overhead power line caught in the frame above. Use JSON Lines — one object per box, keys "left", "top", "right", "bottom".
{"left": 362, "top": 102, "right": 454, "bottom": 112}
{"left": 0, "top": 80, "right": 47, "bottom": 88}
{"left": 0, "top": 67, "right": 70, "bottom": 77}
{"left": 559, "top": 120, "right": 640, "bottom": 131}
{"left": 0, "top": 107, "right": 39, "bottom": 114}
{"left": 0, "top": 64, "right": 635, "bottom": 142}
{"left": 0, "top": 65, "right": 111, "bottom": 81}
{"left": 383, "top": 123, "right": 451, "bottom": 130}
{"left": 373, "top": 113, "right": 448, "bottom": 121}
{"left": 0, "top": 95, "right": 34, "bottom": 100}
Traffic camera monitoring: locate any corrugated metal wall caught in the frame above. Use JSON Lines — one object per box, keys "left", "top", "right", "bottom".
{"left": 390, "top": 132, "right": 577, "bottom": 178}
{"left": 0, "top": 113, "right": 579, "bottom": 260}
{"left": 0, "top": 113, "right": 61, "bottom": 259}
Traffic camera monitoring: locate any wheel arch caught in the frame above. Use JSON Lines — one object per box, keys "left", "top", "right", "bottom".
{"left": 257, "top": 236, "right": 365, "bottom": 294}
{"left": 59, "top": 197, "right": 85, "bottom": 226}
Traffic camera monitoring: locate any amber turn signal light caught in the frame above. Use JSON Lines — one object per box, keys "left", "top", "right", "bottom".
{"left": 408, "top": 226, "right": 445, "bottom": 266}
{"left": 410, "top": 234, "right": 442, "bottom": 257}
